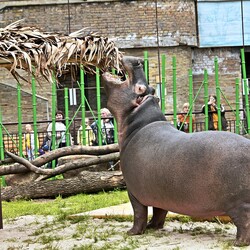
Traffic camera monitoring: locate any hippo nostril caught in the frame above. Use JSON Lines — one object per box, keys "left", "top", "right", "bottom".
{"left": 134, "top": 84, "right": 147, "bottom": 95}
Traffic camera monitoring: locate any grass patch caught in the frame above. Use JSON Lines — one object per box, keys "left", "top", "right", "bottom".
{"left": 36, "top": 234, "right": 63, "bottom": 244}
{"left": 2, "top": 189, "right": 129, "bottom": 219}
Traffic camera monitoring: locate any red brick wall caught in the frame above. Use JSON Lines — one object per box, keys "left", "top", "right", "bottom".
{"left": 0, "top": 1, "right": 243, "bottom": 133}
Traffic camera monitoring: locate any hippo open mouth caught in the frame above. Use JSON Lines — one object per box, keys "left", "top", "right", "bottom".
{"left": 103, "top": 72, "right": 122, "bottom": 84}
{"left": 102, "top": 71, "right": 156, "bottom": 108}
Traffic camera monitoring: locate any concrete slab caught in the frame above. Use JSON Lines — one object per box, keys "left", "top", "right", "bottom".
{"left": 71, "top": 202, "right": 181, "bottom": 219}
{"left": 81, "top": 202, "right": 148, "bottom": 218}
{"left": 70, "top": 202, "right": 232, "bottom": 223}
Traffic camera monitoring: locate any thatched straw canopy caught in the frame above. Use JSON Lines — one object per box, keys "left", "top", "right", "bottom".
{"left": 0, "top": 20, "right": 123, "bottom": 83}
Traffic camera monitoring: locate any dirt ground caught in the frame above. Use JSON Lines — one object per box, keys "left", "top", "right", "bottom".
{"left": 0, "top": 214, "right": 249, "bottom": 250}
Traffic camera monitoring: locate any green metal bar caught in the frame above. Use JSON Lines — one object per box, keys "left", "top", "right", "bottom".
{"left": 214, "top": 57, "right": 222, "bottom": 131}
{"left": 217, "top": 87, "right": 245, "bottom": 134}
{"left": 144, "top": 51, "right": 149, "bottom": 82}
{"left": 161, "top": 54, "right": 166, "bottom": 115}
{"left": 17, "top": 82, "right": 23, "bottom": 157}
{"left": 31, "top": 75, "right": 38, "bottom": 158}
{"left": 0, "top": 107, "right": 4, "bottom": 160}
{"left": 1, "top": 176, "right": 6, "bottom": 187}
{"left": 51, "top": 75, "right": 57, "bottom": 168}
{"left": 188, "top": 69, "right": 193, "bottom": 133}
{"left": 80, "top": 66, "right": 86, "bottom": 145}
{"left": 172, "top": 56, "right": 177, "bottom": 127}
{"left": 241, "top": 48, "right": 250, "bottom": 133}
{"left": 235, "top": 78, "right": 240, "bottom": 134}
{"left": 64, "top": 88, "right": 70, "bottom": 146}
{"left": 220, "top": 90, "right": 236, "bottom": 115}
{"left": 70, "top": 105, "right": 82, "bottom": 128}
{"left": 178, "top": 69, "right": 194, "bottom": 132}
{"left": 175, "top": 81, "right": 203, "bottom": 133}
{"left": 204, "top": 69, "right": 209, "bottom": 131}
{"left": 219, "top": 89, "right": 247, "bottom": 133}
{"left": 61, "top": 104, "right": 82, "bottom": 144}
{"left": 195, "top": 83, "right": 204, "bottom": 103}
{"left": 111, "top": 68, "right": 118, "bottom": 143}
{"left": 96, "top": 67, "right": 102, "bottom": 146}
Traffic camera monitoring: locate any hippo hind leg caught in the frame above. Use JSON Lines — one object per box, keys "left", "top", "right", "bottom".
{"left": 127, "top": 191, "right": 147, "bottom": 235}
{"left": 228, "top": 203, "right": 250, "bottom": 246}
{"left": 147, "top": 207, "right": 168, "bottom": 230}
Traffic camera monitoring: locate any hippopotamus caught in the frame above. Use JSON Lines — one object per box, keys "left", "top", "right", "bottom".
{"left": 101, "top": 56, "right": 250, "bottom": 246}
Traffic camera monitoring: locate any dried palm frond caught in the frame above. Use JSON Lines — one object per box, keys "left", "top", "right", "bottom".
{"left": 0, "top": 19, "right": 123, "bottom": 83}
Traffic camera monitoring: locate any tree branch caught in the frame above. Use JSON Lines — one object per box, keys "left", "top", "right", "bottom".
{"left": 0, "top": 144, "right": 119, "bottom": 176}
{"left": 5, "top": 151, "right": 120, "bottom": 180}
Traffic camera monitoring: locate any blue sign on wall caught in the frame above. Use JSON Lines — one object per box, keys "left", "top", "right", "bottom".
{"left": 198, "top": 1, "right": 250, "bottom": 47}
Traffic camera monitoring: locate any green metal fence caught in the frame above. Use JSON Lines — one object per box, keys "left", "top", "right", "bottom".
{"left": 0, "top": 49, "right": 250, "bottom": 163}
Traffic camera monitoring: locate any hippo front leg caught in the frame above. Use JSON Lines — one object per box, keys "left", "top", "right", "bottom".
{"left": 147, "top": 207, "right": 168, "bottom": 230}
{"left": 127, "top": 191, "right": 147, "bottom": 235}
{"left": 228, "top": 203, "right": 250, "bottom": 246}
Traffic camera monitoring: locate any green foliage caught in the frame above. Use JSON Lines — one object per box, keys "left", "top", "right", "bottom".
{"left": 2, "top": 190, "right": 129, "bottom": 219}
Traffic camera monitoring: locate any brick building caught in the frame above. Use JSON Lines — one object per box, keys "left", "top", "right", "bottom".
{"left": 0, "top": 0, "right": 249, "bottom": 134}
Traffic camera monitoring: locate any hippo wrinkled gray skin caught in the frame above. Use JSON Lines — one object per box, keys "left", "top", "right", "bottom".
{"left": 102, "top": 56, "right": 250, "bottom": 246}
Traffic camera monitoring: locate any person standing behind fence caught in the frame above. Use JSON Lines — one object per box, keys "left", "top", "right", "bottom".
{"left": 201, "top": 95, "right": 227, "bottom": 131}
{"left": 91, "top": 108, "right": 114, "bottom": 145}
{"left": 47, "top": 110, "right": 67, "bottom": 149}
{"left": 177, "top": 103, "right": 195, "bottom": 133}
{"left": 23, "top": 124, "right": 39, "bottom": 161}
{"left": 77, "top": 118, "right": 94, "bottom": 146}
